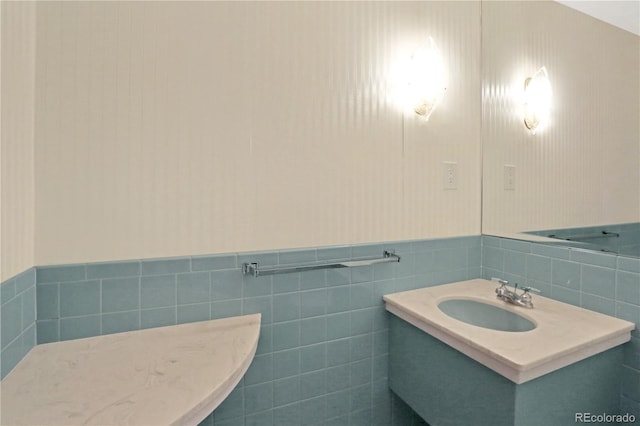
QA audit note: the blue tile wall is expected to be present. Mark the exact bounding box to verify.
[16,234,636,423]
[33,236,481,425]
[525,222,640,257]
[482,236,640,417]
[1,268,37,379]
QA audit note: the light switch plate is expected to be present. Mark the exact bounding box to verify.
[443,162,458,190]
[504,165,516,190]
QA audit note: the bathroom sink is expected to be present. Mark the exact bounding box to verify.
[385,280,635,426]
[384,279,634,383]
[438,298,536,332]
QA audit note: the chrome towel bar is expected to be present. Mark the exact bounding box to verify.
[242,250,400,278]
[548,231,620,241]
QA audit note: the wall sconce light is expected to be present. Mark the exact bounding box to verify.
[405,37,447,121]
[523,67,552,133]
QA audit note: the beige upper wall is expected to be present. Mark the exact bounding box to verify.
[482,1,640,235]
[1,1,36,281]
[9,1,634,272]
[33,1,482,266]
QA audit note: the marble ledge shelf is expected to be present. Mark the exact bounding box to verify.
[0,313,261,426]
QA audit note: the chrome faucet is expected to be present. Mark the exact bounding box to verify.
[493,279,540,308]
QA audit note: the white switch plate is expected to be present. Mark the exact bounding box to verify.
[443,162,458,190]
[504,165,516,190]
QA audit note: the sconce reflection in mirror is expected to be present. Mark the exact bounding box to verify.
[523,67,552,134]
[405,37,447,121]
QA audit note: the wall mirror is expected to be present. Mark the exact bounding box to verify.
[480,1,640,259]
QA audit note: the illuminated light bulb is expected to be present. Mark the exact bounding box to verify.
[523,67,552,134]
[406,37,447,121]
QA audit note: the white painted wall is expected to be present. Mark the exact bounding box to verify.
[33,1,482,266]
[1,2,36,281]
[3,1,637,277]
[555,1,640,36]
[482,1,640,235]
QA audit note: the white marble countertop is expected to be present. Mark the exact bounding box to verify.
[384,279,634,383]
[0,314,261,425]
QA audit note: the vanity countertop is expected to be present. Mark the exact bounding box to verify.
[384,279,634,383]
[0,313,261,425]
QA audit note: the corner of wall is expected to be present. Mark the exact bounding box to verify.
[0,267,37,379]
[0,0,37,282]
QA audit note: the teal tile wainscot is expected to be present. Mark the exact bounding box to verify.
[33,236,480,426]
[482,235,640,417]
[0,268,37,379]
[4,234,637,424]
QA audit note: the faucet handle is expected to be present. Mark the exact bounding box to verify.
[520,286,540,306]
[492,278,508,297]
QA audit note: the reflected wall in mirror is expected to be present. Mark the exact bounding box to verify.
[481,1,640,257]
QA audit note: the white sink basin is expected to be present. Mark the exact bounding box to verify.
[384,279,634,383]
[438,298,536,332]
